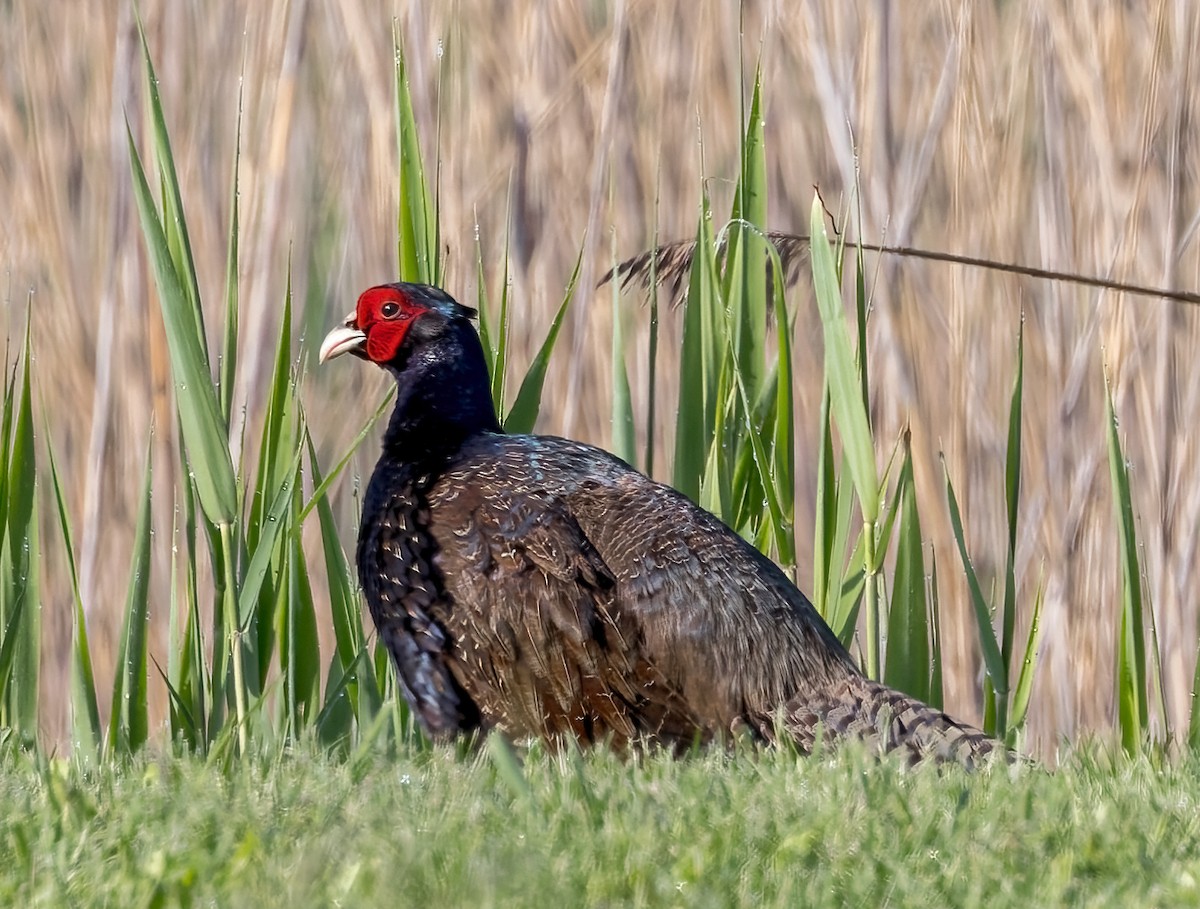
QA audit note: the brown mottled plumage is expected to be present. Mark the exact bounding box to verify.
[321,281,1001,767]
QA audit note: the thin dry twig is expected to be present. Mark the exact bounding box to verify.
[603,230,1200,308]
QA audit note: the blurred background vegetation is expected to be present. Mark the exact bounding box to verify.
[2,0,1199,761]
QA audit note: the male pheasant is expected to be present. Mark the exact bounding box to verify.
[320,281,999,766]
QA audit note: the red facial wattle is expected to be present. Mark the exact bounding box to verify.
[355,286,423,365]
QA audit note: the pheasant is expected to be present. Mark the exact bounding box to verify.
[320,281,1000,766]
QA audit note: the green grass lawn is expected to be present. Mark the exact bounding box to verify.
[1,740,1196,908]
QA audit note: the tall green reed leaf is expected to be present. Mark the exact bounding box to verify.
[108,446,153,756]
[809,196,881,676]
[770,259,796,559]
[173,480,210,750]
[992,318,1027,736]
[245,279,296,689]
[128,132,237,526]
[943,458,1008,734]
[1009,570,1045,736]
[1105,375,1148,755]
[1190,620,1200,748]
[610,239,636,464]
[134,17,205,352]
[0,317,39,737]
[724,69,767,399]
[307,431,381,729]
[643,190,661,477]
[281,524,320,737]
[928,553,944,710]
[884,434,932,703]
[812,389,865,644]
[219,77,244,424]
[808,200,877,521]
[672,194,721,501]
[394,27,439,285]
[45,430,101,759]
[299,390,394,523]
[475,233,512,415]
[503,251,582,434]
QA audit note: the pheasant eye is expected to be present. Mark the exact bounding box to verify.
[380,301,400,319]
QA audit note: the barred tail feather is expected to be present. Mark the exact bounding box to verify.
[785,677,1004,768]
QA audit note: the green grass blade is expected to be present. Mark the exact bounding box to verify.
[724,67,768,399]
[128,127,237,526]
[299,388,394,524]
[874,461,903,569]
[247,277,294,556]
[732,361,790,566]
[45,428,101,758]
[829,490,866,647]
[811,197,879,675]
[728,372,772,537]
[477,230,512,417]
[234,430,303,736]
[814,383,865,646]
[494,268,511,418]
[673,195,722,500]
[643,200,661,477]
[134,18,206,360]
[1002,319,1025,681]
[770,258,795,547]
[475,240,495,379]
[1105,375,1147,755]
[475,253,493,373]
[699,363,735,523]
[884,436,931,703]
[610,242,635,465]
[808,196,878,522]
[478,191,515,415]
[0,362,16,571]
[164,519,195,746]
[394,26,437,284]
[4,317,38,735]
[306,431,380,723]
[156,654,200,750]
[237,448,301,638]
[1190,626,1200,748]
[853,233,870,423]
[1145,582,1170,743]
[281,526,320,737]
[176,465,212,749]
[107,444,154,755]
[219,76,244,424]
[942,456,1008,733]
[0,591,27,725]
[1009,568,1046,735]
[810,196,883,675]
[487,733,532,801]
[813,388,837,614]
[928,551,944,709]
[503,250,582,435]
[316,658,354,751]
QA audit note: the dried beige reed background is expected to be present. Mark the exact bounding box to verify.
[2,0,1199,757]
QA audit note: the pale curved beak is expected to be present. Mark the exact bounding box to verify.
[319,311,366,363]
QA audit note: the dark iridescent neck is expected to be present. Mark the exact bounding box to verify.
[381,324,502,463]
